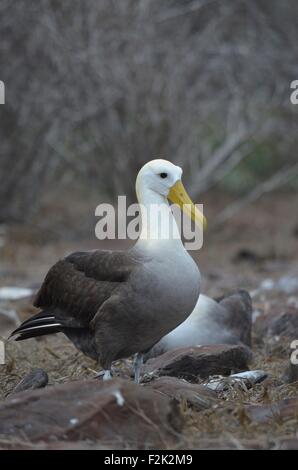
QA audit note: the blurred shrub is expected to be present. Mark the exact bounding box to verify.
[0,0,298,222]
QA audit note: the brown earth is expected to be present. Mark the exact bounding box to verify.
[0,191,298,449]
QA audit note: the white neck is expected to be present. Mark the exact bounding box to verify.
[136,186,183,249]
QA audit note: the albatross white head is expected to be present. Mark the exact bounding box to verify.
[136,159,206,244]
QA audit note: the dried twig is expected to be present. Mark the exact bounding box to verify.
[213,162,298,226]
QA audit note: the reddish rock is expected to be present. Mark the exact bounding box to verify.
[184,437,298,450]
[0,440,97,450]
[276,438,298,450]
[0,378,183,449]
[246,397,298,424]
[283,362,298,384]
[144,376,218,410]
[142,344,251,382]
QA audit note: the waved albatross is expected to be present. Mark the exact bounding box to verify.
[10,160,206,382]
[145,290,252,360]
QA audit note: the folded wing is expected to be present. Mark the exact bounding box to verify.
[10,250,139,341]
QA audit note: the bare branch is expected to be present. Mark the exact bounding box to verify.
[213,163,298,227]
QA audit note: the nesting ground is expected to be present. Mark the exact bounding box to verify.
[1,192,298,449]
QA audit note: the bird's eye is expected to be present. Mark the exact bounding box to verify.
[160,173,168,179]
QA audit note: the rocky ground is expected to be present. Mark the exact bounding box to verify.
[0,192,298,449]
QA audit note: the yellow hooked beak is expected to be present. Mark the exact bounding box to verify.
[167,180,207,230]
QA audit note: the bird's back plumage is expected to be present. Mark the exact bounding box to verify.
[11,246,200,368]
[10,250,139,357]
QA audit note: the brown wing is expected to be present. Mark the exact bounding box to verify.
[34,250,139,328]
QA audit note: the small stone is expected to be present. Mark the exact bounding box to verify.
[12,368,49,394]
[283,361,298,384]
[246,396,298,424]
[144,376,218,410]
[204,370,268,392]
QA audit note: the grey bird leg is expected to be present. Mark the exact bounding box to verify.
[133,352,143,384]
[103,370,112,381]
[95,369,113,380]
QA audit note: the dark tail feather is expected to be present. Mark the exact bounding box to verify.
[9,309,63,341]
[18,310,56,327]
